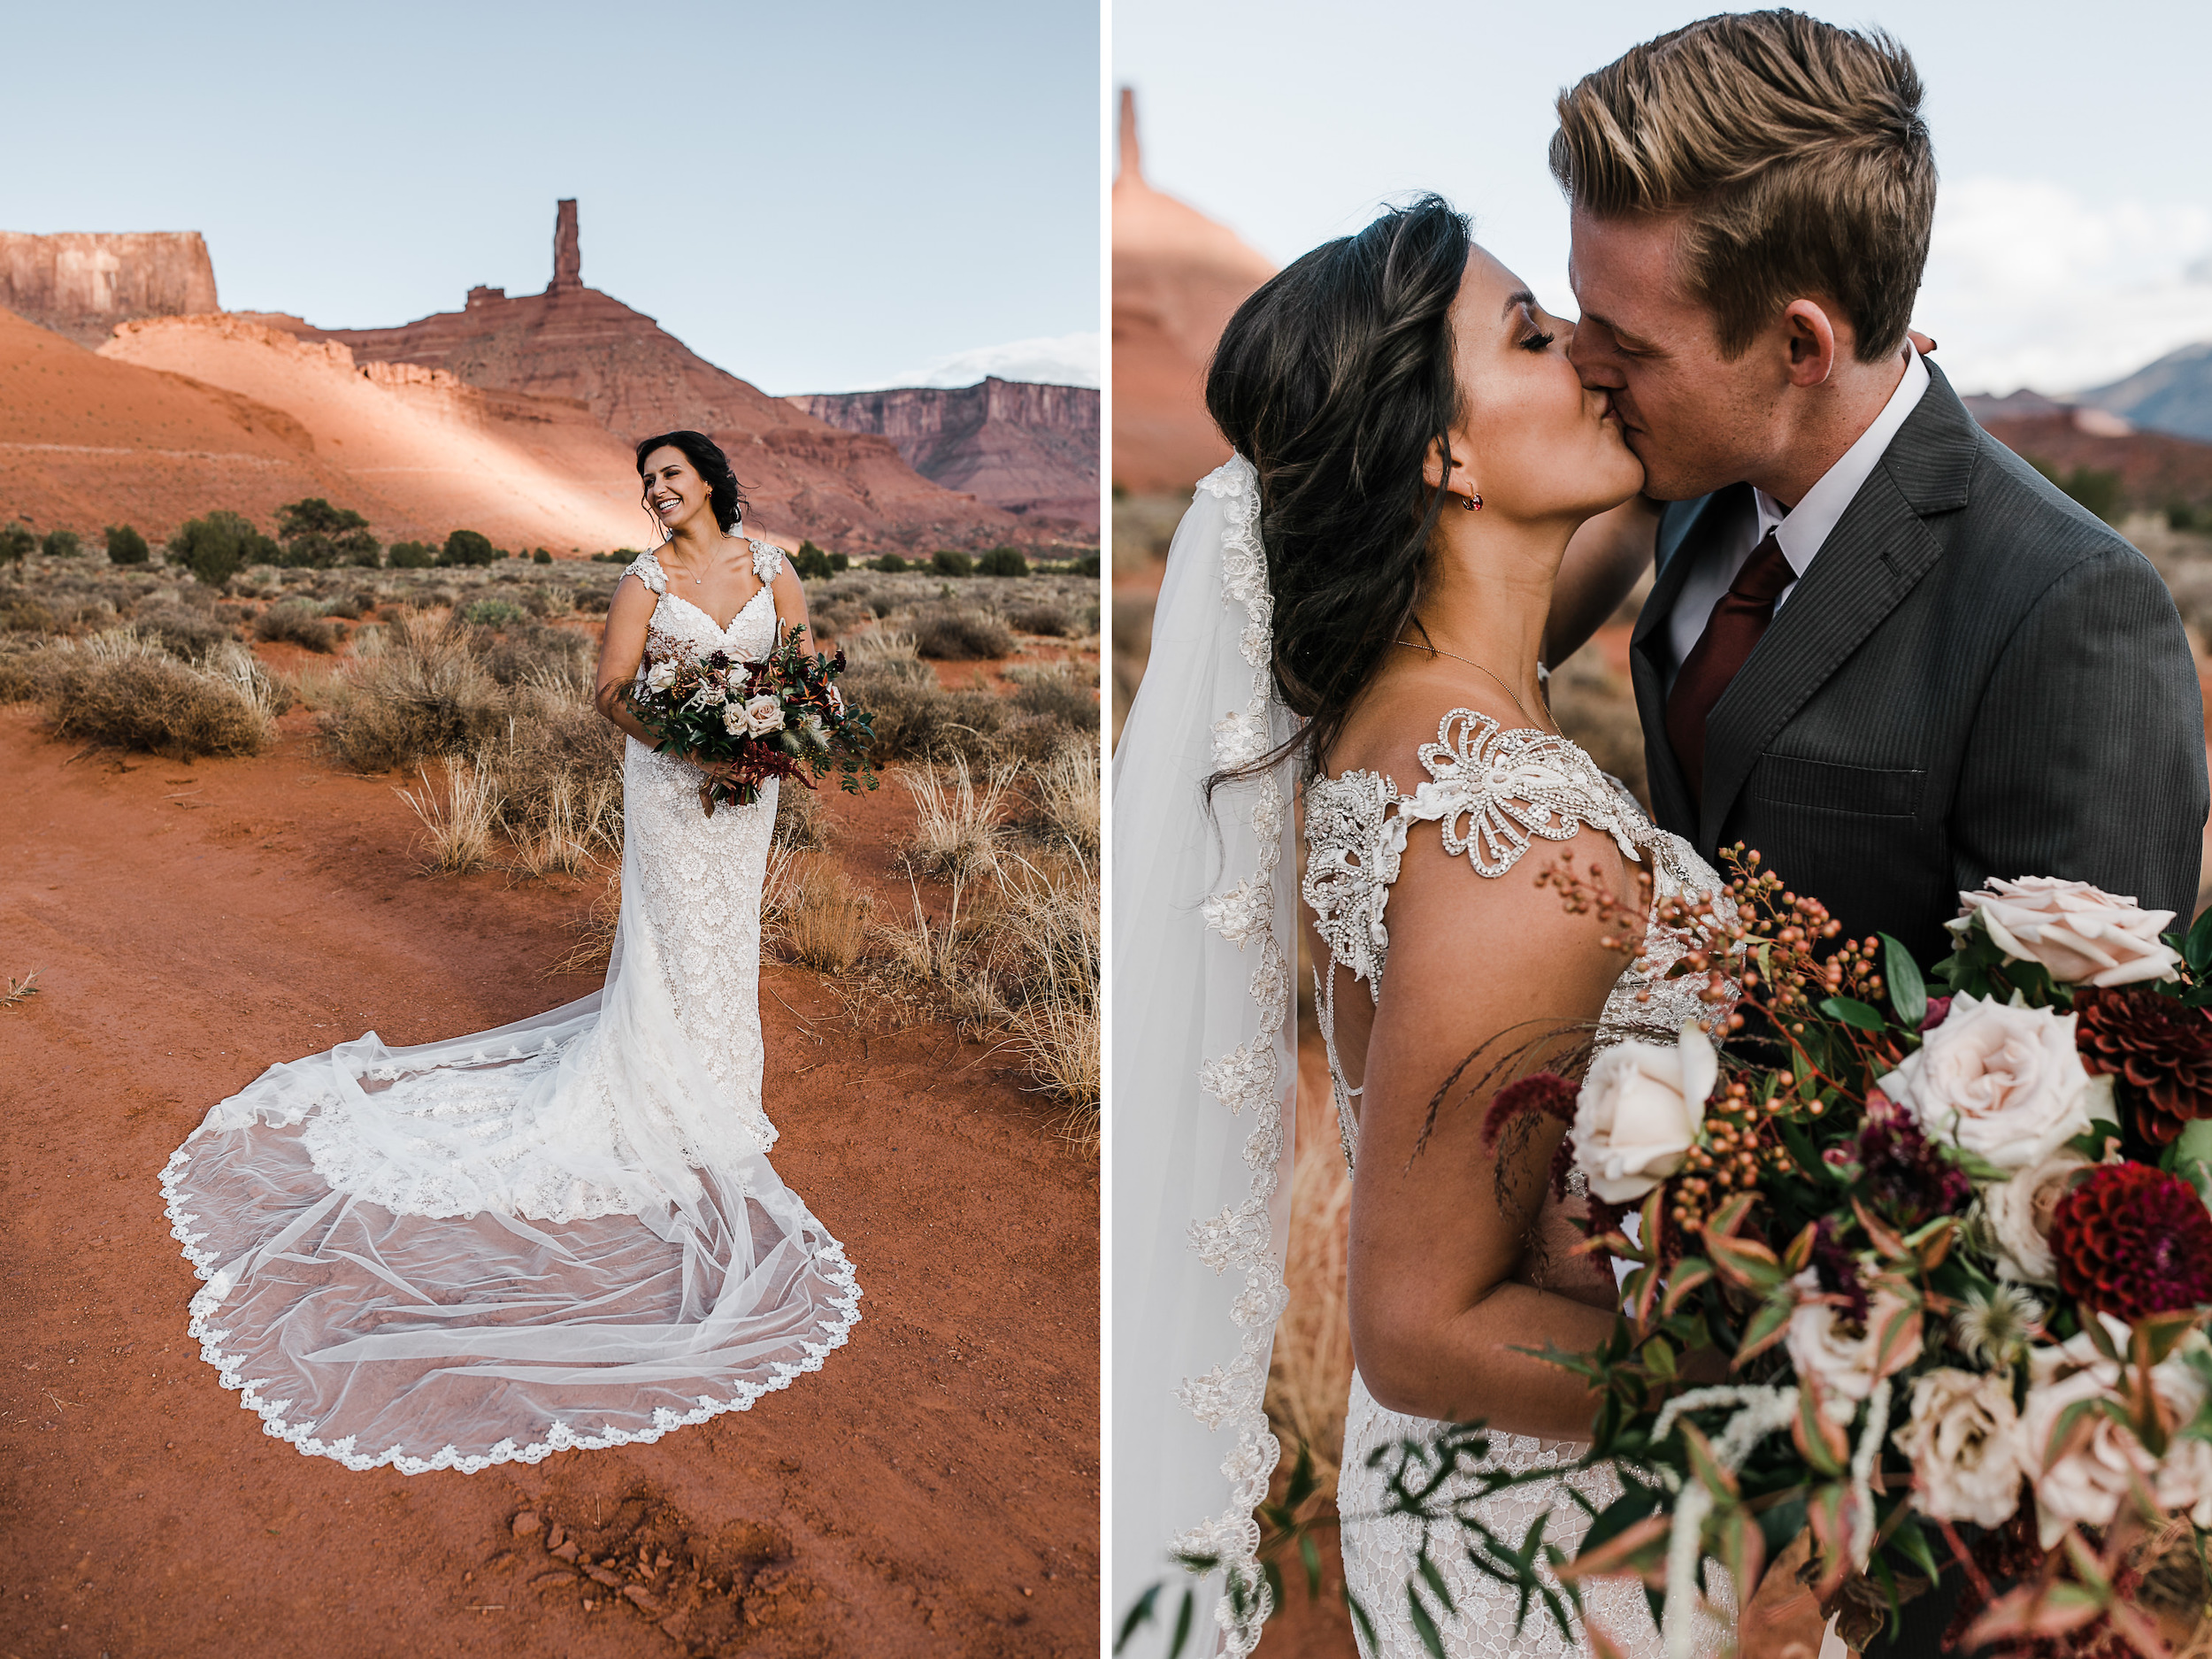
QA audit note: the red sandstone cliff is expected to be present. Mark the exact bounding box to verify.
[0,232,220,349]
[1112,90,1276,495]
[280,203,1047,554]
[787,378,1098,533]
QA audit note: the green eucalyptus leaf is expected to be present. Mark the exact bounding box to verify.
[1819,995,1887,1033]
[1880,933,1927,1029]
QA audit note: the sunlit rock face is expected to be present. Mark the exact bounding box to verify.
[0,231,220,347]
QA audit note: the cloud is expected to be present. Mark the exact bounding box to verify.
[1917,178,2212,395]
[822,332,1101,394]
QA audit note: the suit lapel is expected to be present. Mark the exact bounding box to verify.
[1631,487,1741,837]
[1695,368,1980,848]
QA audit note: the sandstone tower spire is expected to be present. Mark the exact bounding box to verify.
[550,199,580,293]
[1118,88,1141,183]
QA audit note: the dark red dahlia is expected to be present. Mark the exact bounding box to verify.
[2074,987,2212,1145]
[1809,1216,1870,1327]
[2048,1162,2212,1320]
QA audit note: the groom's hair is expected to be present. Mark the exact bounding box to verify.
[1551,10,1933,363]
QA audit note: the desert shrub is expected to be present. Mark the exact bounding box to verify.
[872,553,909,573]
[42,530,81,559]
[461,597,527,627]
[994,854,1101,1137]
[573,587,605,611]
[321,593,365,620]
[841,660,1006,764]
[1007,601,1070,637]
[794,541,834,580]
[440,529,498,567]
[3,597,57,634]
[473,621,592,689]
[2170,502,2202,533]
[33,629,281,757]
[2027,456,2124,524]
[931,549,974,578]
[171,511,279,586]
[396,753,502,874]
[912,606,1012,660]
[978,546,1028,578]
[255,601,340,652]
[1,523,38,565]
[277,498,380,568]
[134,603,234,662]
[533,547,553,565]
[1010,662,1098,732]
[105,525,150,565]
[829,550,849,572]
[772,779,833,849]
[1069,552,1100,578]
[768,849,872,973]
[388,540,438,569]
[319,615,511,770]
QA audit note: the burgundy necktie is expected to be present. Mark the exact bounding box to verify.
[1665,529,1794,804]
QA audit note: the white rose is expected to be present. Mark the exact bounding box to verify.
[1950,877,2181,987]
[1784,1271,1921,1423]
[1892,1368,2027,1528]
[1571,1020,1715,1205]
[743,694,786,736]
[1984,1150,2090,1286]
[2020,1367,2154,1548]
[720,703,747,736]
[645,661,677,692]
[2150,1353,2212,1524]
[1877,993,2096,1171]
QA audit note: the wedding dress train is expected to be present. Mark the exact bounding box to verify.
[160,540,861,1474]
[1305,710,1732,1659]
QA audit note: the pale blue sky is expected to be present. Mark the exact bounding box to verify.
[1116,0,2212,396]
[3,0,1100,394]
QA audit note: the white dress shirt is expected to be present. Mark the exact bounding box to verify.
[1665,344,1931,681]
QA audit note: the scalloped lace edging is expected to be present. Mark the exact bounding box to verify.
[159,1143,864,1477]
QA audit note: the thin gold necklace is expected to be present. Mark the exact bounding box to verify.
[1391,638,1549,731]
[660,531,735,587]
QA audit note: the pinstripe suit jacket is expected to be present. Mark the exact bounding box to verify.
[1634,365,2208,964]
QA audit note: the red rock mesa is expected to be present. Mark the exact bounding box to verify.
[1111,89,1275,495]
[285,203,1048,554]
[789,378,1100,534]
[0,231,219,348]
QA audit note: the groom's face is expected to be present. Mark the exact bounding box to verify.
[1566,209,1786,503]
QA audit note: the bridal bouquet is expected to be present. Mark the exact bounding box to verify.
[626,623,878,814]
[1423,860,2212,1659]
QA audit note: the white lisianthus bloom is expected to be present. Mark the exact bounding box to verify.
[720,703,747,736]
[1892,1368,2027,1528]
[1571,1019,1715,1204]
[1951,877,2182,987]
[1984,1150,2091,1285]
[1877,993,2097,1171]
[743,694,786,736]
[696,685,727,707]
[1784,1271,1920,1424]
[2020,1367,2154,1548]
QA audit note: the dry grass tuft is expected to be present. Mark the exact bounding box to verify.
[21,629,282,757]
[3,968,40,1010]
[911,606,1013,661]
[841,628,918,665]
[1029,738,1100,855]
[772,780,833,850]
[1265,1054,1356,1494]
[902,756,1015,879]
[769,849,873,973]
[396,753,503,874]
[255,602,341,653]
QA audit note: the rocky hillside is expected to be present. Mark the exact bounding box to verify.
[0,232,219,348]
[2080,342,2212,443]
[787,378,1098,533]
[1110,90,1274,495]
[277,202,1050,555]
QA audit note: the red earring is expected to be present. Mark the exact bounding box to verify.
[1463,492,1482,511]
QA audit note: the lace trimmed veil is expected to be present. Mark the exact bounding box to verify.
[1111,456,1300,1655]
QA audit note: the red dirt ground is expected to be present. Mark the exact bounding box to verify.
[0,705,1099,1658]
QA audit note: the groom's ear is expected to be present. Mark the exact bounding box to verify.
[1779,298,1841,388]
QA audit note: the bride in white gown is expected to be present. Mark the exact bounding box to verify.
[161,430,860,1474]
[1112,197,1732,1659]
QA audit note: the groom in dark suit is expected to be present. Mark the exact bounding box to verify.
[1548,11,2207,1657]
[1553,11,2205,972]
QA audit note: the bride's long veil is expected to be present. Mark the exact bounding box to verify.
[1112,456,1300,1656]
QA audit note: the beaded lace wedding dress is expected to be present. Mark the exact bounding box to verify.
[161,537,861,1474]
[1304,710,1730,1659]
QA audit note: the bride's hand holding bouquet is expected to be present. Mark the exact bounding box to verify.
[626,623,879,816]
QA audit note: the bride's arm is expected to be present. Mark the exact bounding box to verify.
[1347,820,1634,1436]
[769,559,815,656]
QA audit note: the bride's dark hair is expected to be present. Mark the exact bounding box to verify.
[634,429,750,534]
[1205,193,1471,783]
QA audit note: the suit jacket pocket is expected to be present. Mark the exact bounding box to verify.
[1749,755,1924,819]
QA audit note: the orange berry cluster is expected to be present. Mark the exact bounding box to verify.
[1667,1071,1805,1234]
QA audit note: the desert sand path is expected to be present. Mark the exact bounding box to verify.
[0,706,1098,1658]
